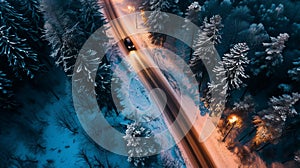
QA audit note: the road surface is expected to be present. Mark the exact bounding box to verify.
[102,0,217,167]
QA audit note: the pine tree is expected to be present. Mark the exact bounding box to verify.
[183,1,202,60]
[123,122,158,167]
[256,3,289,35]
[43,0,84,74]
[263,33,289,66]
[207,80,227,116]
[146,9,169,45]
[0,0,28,33]
[79,0,106,36]
[214,43,250,90]
[251,116,273,148]
[0,0,41,79]
[251,33,289,76]
[202,15,223,44]
[143,0,182,45]
[183,1,202,29]
[239,23,270,48]
[232,95,255,116]
[95,57,115,112]
[190,15,223,67]
[252,93,300,148]
[267,93,300,122]
[43,0,107,75]
[0,26,40,79]
[7,0,45,44]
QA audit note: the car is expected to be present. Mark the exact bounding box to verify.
[123,37,136,51]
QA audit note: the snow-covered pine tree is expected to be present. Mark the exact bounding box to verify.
[0,0,29,33]
[7,0,45,45]
[143,0,182,45]
[43,0,85,74]
[251,115,273,148]
[95,55,116,113]
[182,1,202,60]
[206,80,227,116]
[288,57,300,82]
[257,3,289,35]
[79,0,106,36]
[214,43,250,90]
[190,15,224,116]
[238,23,270,48]
[232,95,255,116]
[251,33,289,76]
[44,0,115,114]
[0,26,40,79]
[221,6,253,51]
[190,15,223,67]
[263,33,289,66]
[0,0,41,79]
[202,15,223,45]
[267,93,300,122]
[183,1,202,30]
[123,122,158,167]
[252,93,300,148]
[43,0,107,75]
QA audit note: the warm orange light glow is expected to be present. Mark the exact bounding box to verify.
[228,115,238,124]
[127,5,135,13]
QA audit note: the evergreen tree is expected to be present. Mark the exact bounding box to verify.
[0,26,40,79]
[190,15,223,67]
[95,56,115,112]
[43,0,107,75]
[232,95,255,116]
[238,23,270,48]
[256,3,289,35]
[263,33,289,66]
[183,1,202,29]
[7,0,45,45]
[79,0,107,36]
[252,93,300,148]
[221,6,253,53]
[43,0,85,75]
[251,33,289,76]
[143,0,182,45]
[0,0,28,33]
[214,43,250,90]
[190,15,224,115]
[44,0,115,113]
[182,1,203,61]
[123,122,159,167]
[0,0,41,79]
[207,80,227,116]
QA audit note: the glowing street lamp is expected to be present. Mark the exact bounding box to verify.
[222,115,239,142]
[228,115,238,124]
